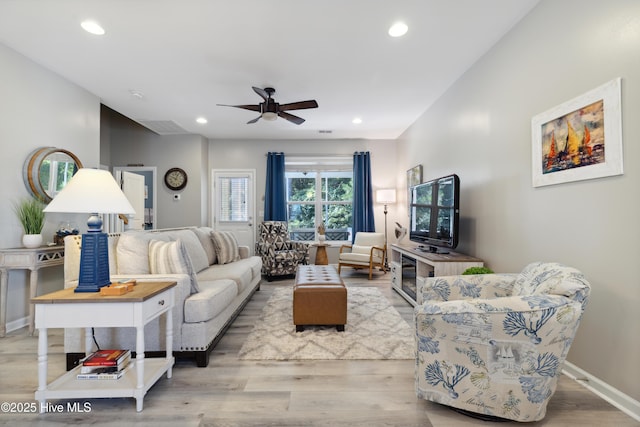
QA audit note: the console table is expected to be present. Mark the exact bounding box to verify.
[0,245,65,337]
[31,281,176,412]
[389,243,483,306]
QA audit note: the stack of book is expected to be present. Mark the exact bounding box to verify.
[77,349,131,380]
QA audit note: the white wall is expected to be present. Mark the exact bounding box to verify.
[0,44,100,330]
[397,0,640,402]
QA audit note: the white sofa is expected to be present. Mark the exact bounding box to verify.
[63,227,262,368]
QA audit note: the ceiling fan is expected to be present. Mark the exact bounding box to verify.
[218,86,318,125]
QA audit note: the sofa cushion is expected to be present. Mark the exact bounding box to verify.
[193,227,217,265]
[148,239,200,294]
[196,256,261,293]
[116,230,171,274]
[164,229,209,273]
[184,279,238,323]
[211,231,240,264]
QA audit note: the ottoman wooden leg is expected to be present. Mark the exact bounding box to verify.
[296,325,305,332]
[336,325,345,332]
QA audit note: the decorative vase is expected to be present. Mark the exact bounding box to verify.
[22,234,43,248]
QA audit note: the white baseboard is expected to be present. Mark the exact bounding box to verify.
[6,316,29,334]
[563,361,640,422]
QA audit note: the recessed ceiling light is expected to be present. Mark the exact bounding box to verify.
[352,117,363,124]
[196,117,208,124]
[388,21,408,37]
[81,20,105,35]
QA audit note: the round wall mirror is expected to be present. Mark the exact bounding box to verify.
[23,147,83,203]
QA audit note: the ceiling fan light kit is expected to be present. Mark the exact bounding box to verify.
[218,86,318,125]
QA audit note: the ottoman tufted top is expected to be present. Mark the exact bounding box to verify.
[295,265,343,286]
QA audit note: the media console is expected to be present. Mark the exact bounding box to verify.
[389,243,483,306]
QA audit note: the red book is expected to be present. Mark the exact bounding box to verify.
[82,349,130,366]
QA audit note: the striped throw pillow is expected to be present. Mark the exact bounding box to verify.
[210,231,240,265]
[149,239,200,294]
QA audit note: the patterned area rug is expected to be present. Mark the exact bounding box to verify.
[238,287,414,360]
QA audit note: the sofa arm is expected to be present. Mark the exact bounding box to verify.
[417,273,518,304]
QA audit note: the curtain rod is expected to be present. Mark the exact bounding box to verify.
[265,153,353,157]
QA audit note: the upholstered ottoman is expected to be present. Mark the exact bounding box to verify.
[293,265,347,332]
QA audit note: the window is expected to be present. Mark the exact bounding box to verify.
[218,176,249,222]
[285,164,353,242]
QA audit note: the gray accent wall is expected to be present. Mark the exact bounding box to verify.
[396,0,640,401]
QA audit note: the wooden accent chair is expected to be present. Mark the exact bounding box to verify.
[337,232,386,280]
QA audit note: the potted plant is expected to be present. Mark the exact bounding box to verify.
[462,266,494,275]
[13,197,46,248]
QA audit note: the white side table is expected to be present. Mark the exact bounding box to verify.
[32,281,176,412]
[0,245,64,337]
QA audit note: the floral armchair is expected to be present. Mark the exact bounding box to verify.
[414,262,590,422]
[255,221,309,281]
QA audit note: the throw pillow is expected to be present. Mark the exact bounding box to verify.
[192,227,217,265]
[148,239,200,294]
[165,229,209,273]
[210,231,240,265]
[116,230,170,274]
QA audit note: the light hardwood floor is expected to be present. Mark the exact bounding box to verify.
[0,270,636,426]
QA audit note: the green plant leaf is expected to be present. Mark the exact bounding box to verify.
[13,197,46,234]
[462,266,494,275]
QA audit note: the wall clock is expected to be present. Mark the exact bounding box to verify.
[164,167,188,191]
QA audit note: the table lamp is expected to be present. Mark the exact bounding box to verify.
[43,168,135,292]
[376,188,396,271]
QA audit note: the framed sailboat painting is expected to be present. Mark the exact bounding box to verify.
[531,78,623,187]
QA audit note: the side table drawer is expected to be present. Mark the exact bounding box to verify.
[142,289,174,322]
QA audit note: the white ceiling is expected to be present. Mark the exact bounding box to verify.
[0,0,539,140]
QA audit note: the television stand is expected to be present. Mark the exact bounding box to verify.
[417,245,449,254]
[389,243,483,306]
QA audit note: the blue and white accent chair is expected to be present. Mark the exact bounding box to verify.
[414,262,590,422]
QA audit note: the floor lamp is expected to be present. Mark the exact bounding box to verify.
[376,188,396,271]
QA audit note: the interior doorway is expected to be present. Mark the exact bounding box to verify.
[113,166,157,229]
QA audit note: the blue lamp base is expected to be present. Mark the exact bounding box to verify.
[75,215,111,293]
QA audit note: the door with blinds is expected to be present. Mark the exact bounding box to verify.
[212,169,255,255]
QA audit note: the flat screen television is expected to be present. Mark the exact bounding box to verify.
[409,173,460,254]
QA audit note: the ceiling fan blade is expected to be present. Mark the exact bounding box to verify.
[278,111,305,125]
[247,116,261,124]
[279,100,318,111]
[252,86,269,101]
[217,103,261,112]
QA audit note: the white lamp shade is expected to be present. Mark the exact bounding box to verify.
[43,168,135,215]
[376,188,397,204]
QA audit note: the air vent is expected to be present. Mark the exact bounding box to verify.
[138,120,188,135]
